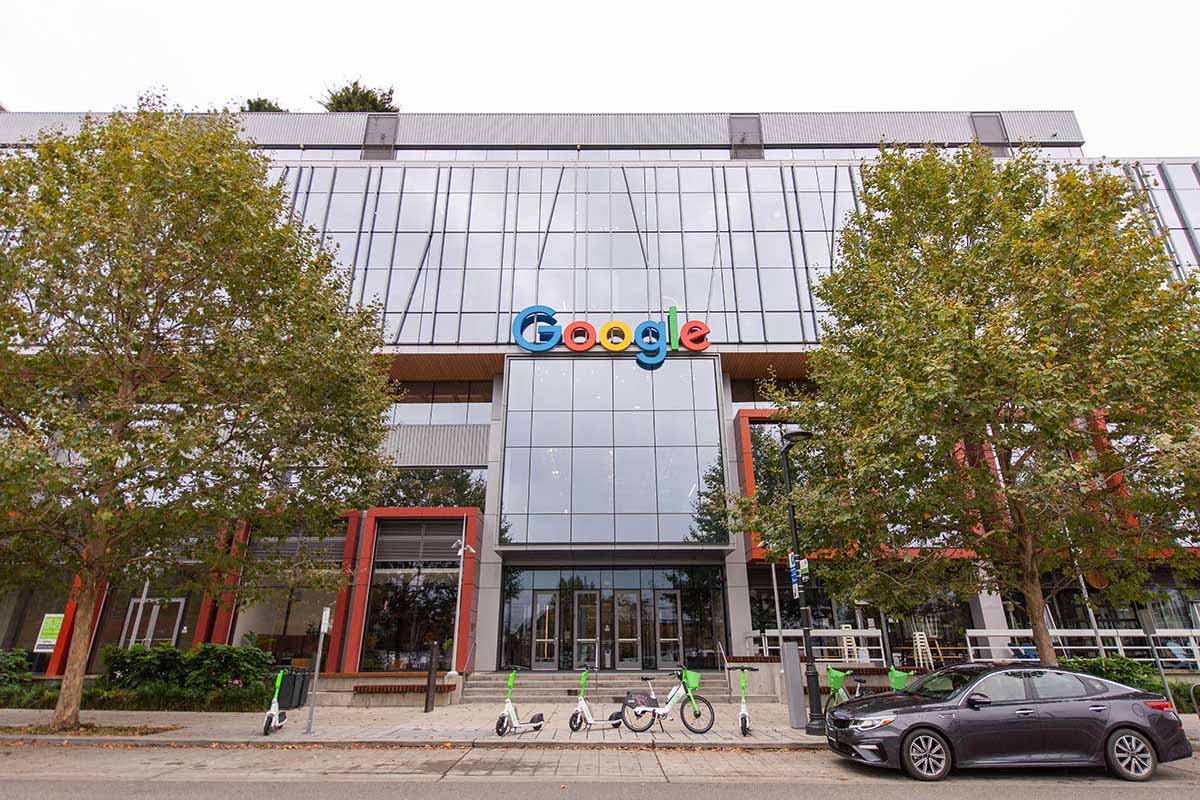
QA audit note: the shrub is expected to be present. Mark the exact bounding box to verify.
[0,649,33,687]
[100,644,186,689]
[183,644,272,693]
[204,683,271,712]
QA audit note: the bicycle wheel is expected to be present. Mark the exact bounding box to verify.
[679,694,715,734]
[822,689,846,717]
[621,703,656,733]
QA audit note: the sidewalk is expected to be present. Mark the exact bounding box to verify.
[0,701,827,749]
[2,701,1197,750]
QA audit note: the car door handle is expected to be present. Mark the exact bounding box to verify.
[1088,705,1107,712]
[1013,708,1036,716]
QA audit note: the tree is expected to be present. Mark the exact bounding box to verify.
[0,98,392,728]
[741,145,1200,665]
[320,81,397,113]
[241,97,286,112]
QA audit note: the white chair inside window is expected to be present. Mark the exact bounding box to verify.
[912,630,934,670]
[839,623,859,663]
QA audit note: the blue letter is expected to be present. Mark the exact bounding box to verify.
[633,320,667,369]
[512,305,562,352]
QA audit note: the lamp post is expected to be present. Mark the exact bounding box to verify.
[445,537,476,680]
[782,429,825,735]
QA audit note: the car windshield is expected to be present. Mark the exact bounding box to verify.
[900,666,991,700]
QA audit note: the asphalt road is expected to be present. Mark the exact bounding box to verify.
[0,744,1195,800]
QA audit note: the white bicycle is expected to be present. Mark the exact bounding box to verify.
[621,668,715,734]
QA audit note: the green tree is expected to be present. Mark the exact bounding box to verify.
[241,97,286,112]
[741,145,1200,665]
[320,81,397,113]
[0,98,392,728]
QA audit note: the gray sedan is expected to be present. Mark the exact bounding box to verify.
[825,662,1192,781]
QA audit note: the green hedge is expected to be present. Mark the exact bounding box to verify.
[0,649,33,687]
[1062,655,1196,714]
[0,681,270,712]
[100,644,271,692]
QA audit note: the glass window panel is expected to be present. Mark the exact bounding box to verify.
[537,271,572,310]
[377,169,404,192]
[748,168,783,192]
[739,312,765,342]
[466,233,503,269]
[531,411,572,446]
[468,194,504,231]
[393,233,428,268]
[803,231,832,268]
[472,168,507,192]
[431,401,468,424]
[657,233,683,268]
[325,194,364,231]
[440,234,466,268]
[507,360,534,410]
[399,194,436,231]
[759,269,800,310]
[694,411,720,446]
[573,515,615,543]
[659,269,685,310]
[656,194,681,231]
[678,168,713,193]
[612,233,644,268]
[572,411,614,447]
[506,411,532,446]
[613,360,653,410]
[404,168,438,192]
[1164,163,1200,190]
[651,359,693,410]
[372,194,401,231]
[366,233,394,267]
[691,361,718,409]
[751,193,787,230]
[797,193,825,230]
[333,167,369,192]
[654,410,697,446]
[611,197,636,232]
[681,194,716,230]
[527,514,569,543]
[655,447,699,513]
[572,360,612,410]
[658,514,694,543]
[528,448,571,513]
[615,514,658,543]
[461,270,500,311]
[541,233,575,268]
[734,269,762,310]
[612,270,648,310]
[532,360,572,410]
[727,193,752,230]
[501,447,531,513]
[614,448,657,513]
[613,411,654,446]
[572,448,614,513]
[683,233,718,268]
[765,311,804,340]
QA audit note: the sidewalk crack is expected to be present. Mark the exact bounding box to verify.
[653,745,670,783]
[435,745,472,781]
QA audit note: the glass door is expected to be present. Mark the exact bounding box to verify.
[574,590,599,669]
[615,590,641,670]
[120,597,186,649]
[532,591,559,670]
[655,590,682,668]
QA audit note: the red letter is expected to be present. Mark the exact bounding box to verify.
[562,320,597,352]
[679,320,710,351]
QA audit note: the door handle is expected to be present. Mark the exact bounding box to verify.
[1013,708,1036,716]
[1088,705,1107,712]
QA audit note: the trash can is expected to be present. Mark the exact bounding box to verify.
[276,668,311,710]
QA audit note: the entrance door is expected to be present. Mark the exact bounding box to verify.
[120,597,186,649]
[574,591,599,669]
[655,590,682,668]
[532,591,559,670]
[615,590,641,670]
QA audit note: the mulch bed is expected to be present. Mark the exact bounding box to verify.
[0,723,181,736]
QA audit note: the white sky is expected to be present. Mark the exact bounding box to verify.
[3,0,1196,157]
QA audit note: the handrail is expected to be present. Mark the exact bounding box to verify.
[966,627,1200,670]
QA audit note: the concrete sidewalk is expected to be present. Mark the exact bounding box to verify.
[0,701,827,749]
[2,702,1197,750]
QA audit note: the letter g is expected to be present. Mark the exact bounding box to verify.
[512,305,562,352]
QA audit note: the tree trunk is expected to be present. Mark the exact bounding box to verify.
[51,582,100,730]
[1020,572,1058,667]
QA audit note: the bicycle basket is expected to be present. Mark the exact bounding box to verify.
[887,667,913,691]
[826,667,849,694]
[682,669,701,691]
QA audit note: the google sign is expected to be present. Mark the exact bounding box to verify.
[512,305,710,369]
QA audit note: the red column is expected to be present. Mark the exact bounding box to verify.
[325,510,362,673]
[339,508,380,673]
[735,408,777,563]
[455,509,481,674]
[209,522,251,645]
[46,578,107,677]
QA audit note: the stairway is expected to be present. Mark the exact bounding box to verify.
[460,670,771,704]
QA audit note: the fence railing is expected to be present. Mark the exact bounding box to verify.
[966,628,1200,670]
[748,628,886,664]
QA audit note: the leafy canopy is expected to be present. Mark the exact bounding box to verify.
[743,145,1200,660]
[241,97,286,112]
[320,81,397,113]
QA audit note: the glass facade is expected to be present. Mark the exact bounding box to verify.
[500,355,725,546]
[500,566,727,671]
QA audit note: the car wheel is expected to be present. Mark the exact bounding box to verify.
[1107,729,1156,781]
[901,730,951,781]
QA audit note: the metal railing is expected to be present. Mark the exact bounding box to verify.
[966,628,1200,670]
[747,628,886,664]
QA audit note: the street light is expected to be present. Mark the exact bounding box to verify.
[445,538,476,680]
[781,429,825,736]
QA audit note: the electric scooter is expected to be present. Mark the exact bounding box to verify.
[568,667,623,732]
[262,669,287,736]
[727,665,759,736]
[495,665,546,736]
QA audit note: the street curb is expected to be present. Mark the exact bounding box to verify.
[0,734,828,751]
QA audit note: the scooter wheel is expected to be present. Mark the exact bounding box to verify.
[263,714,273,736]
[568,710,583,732]
[495,714,511,736]
[740,716,750,737]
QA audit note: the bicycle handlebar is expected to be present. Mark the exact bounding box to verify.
[726,666,759,672]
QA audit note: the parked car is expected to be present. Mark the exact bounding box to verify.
[825,662,1192,781]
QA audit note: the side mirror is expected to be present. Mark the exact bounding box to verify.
[966,693,992,709]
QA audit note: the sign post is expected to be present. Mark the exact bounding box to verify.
[788,551,800,600]
[305,606,331,735]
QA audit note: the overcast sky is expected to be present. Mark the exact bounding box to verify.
[3,0,1195,157]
